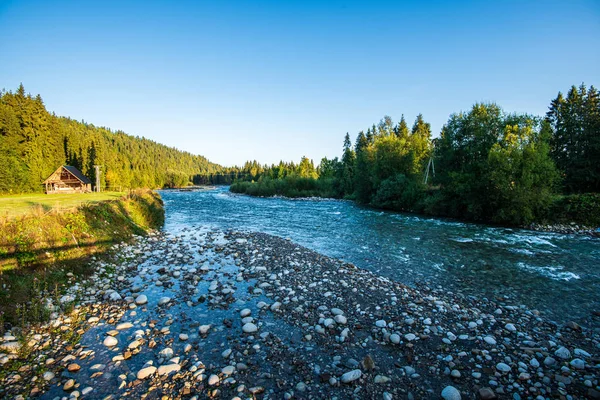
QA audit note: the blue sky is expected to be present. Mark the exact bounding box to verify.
[1,0,599,166]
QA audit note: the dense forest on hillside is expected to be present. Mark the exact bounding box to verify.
[0,85,229,193]
[231,84,600,227]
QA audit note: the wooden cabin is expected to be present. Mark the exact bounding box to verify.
[43,166,92,194]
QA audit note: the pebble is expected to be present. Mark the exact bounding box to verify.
[496,363,511,373]
[240,308,251,317]
[103,336,118,347]
[483,336,497,345]
[157,364,181,376]
[441,385,461,400]
[137,366,157,380]
[135,294,148,305]
[208,374,220,386]
[554,346,571,359]
[158,296,171,305]
[341,369,362,383]
[242,322,258,333]
[43,371,55,381]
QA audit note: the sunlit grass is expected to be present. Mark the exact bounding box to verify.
[0,192,125,219]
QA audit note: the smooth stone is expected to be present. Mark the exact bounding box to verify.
[341,369,362,383]
[208,374,220,385]
[116,322,133,330]
[554,347,571,359]
[404,333,416,341]
[67,363,81,372]
[441,385,461,400]
[240,309,251,317]
[496,363,511,373]
[483,336,497,345]
[135,294,148,305]
[242,323,258,333]
[63,379,75,391]
[158,297,171,305]
[478,387,497,400]
[157,364,181,376]
[375,320,387,328]
[103,336,118,347]
[390,334,400,344]
[179,334,189,341]
[137,366,157,380]
[570,358,585,369]
[43,371,55,381]
[222,365,235,375]
[199,325,211,334]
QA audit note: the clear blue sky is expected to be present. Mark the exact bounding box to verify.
[1,0,599,167]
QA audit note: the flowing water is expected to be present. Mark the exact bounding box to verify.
[160,187,600,325]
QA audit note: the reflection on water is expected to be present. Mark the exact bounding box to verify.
[160,187,600,324]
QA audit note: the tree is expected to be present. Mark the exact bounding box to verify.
[547,84,600,193]
[339,133,355,196]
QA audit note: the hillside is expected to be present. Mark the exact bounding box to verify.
[0,84,222,193]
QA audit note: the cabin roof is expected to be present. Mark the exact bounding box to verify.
[43,166,92,184]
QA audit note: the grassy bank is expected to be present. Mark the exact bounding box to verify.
[0,189,164,328]
[0,192,125,219]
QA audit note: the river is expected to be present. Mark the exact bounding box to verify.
[160,187,600,326]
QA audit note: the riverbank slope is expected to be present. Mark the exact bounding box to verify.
[0,189,164,328]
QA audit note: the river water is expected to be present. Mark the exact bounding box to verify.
[160,187,600,325]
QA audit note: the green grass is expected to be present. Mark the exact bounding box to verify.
[0,192,125,219]
[0,190,164,329]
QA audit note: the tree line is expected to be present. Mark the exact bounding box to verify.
[231,84,600,226]
[0,84,225,193]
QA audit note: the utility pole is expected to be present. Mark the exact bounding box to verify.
[94,165,101,192]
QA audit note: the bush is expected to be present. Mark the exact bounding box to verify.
[371,174,425,211]
[548,193,600,227]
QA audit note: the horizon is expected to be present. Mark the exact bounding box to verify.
[1,0,599,167]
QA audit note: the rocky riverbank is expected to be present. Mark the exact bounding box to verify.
[528,223,600,237]
[1,227,598,399]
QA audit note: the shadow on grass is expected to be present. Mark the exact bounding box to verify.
[0,242,117,330]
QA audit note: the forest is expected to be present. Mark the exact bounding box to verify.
[231,84,600,226]
[0,84,231,193]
